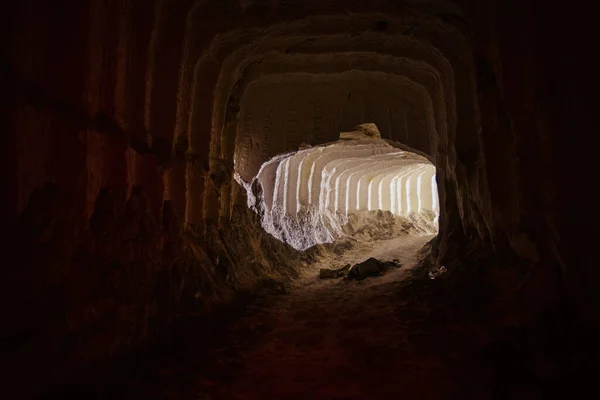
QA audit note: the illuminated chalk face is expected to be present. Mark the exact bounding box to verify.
[237,135,439,250]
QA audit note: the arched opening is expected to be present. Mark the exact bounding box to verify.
[235,123,439,254]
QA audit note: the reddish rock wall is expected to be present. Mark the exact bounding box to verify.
[1,0,598,397]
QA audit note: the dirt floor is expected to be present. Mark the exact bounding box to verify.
[36,213,600,400]
[42,233,505,399]
[209,234,438,399]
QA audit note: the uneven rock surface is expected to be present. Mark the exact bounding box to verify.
[319,264,352,279]
[48,235,473,399]
[243,129,438,250]
[2,0,599,398]
[320,257,401,281]
[346,257,398,280]
[42,234,596,399]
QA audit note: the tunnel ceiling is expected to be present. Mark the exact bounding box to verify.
[158,0,485,244]
[235,71,436,181]
[9,0,492,255]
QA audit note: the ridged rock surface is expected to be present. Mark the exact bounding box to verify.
[2,0,597,397]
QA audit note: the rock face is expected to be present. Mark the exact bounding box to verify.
[2,0,598,397]
[340,123,383,139]
[242,129,438,250]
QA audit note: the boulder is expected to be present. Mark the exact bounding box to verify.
[319,259,402,280]
[347,258,383,280]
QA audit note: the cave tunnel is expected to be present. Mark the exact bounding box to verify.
[1,0,599,399]
[237,123,440,251]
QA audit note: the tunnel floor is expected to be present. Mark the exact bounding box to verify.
[47,232,514,399]
[202,234,449,399]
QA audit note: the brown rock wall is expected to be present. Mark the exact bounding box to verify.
[2,0,598,397]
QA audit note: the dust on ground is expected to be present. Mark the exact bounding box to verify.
[47,232,496,400]
[128,232,489,400]
[207,234,452,400]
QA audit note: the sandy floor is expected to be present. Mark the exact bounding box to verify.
[166,233,486,400]
[210,234,443,399]
[43,222,594,400]
[52,233,494,399]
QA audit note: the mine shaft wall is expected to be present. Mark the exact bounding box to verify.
[1,0,597,397]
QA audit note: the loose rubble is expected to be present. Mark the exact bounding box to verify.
[319,258,402,281]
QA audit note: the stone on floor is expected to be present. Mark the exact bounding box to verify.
[319,258,402,281]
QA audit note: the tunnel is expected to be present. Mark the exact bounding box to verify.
[2,0,599,398]
[238,123,439,250]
